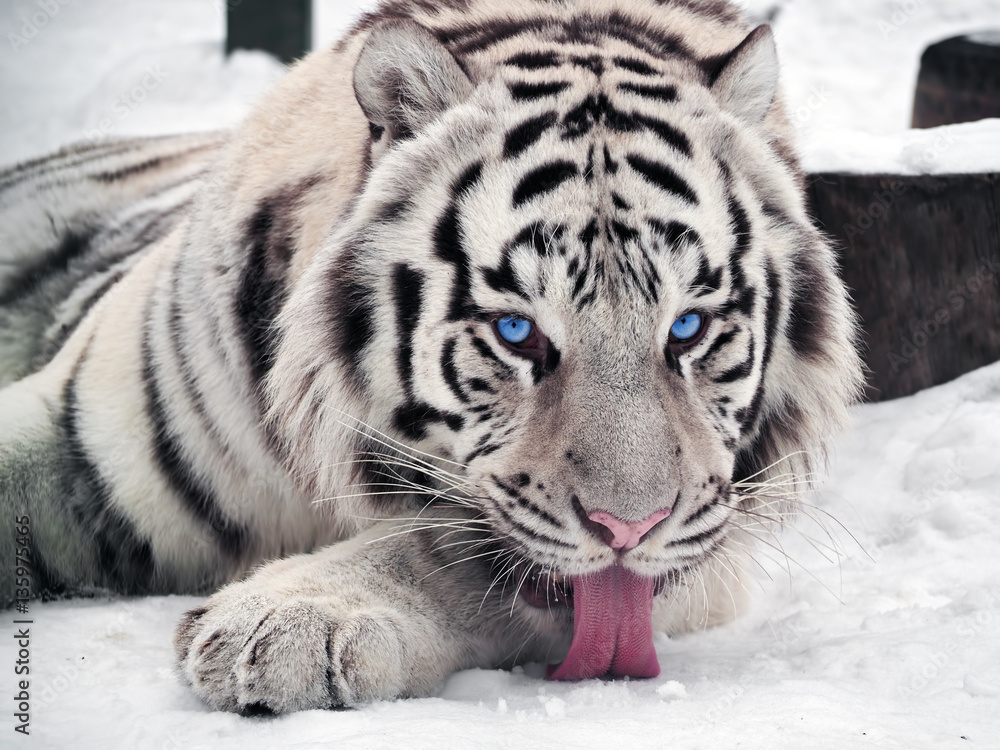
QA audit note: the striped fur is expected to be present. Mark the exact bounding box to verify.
[0,0,862,712]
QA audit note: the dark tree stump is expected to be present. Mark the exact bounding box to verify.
[226,0,312,64]
[912,33,1000,128]
[807,172,1000,402]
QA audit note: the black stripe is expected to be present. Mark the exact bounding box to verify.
[90,155,165,183]
[608,219,639,244]
[715,337,756,384]
[692,255,723,295]
[61,357,155,593]
[786,249,831,362]
[391,263,464,439]
[578,220,598,251]
[513,161,578,207]
[759,261,781,374]
[393,263,425,394]
[626,154,697,204]
[235,179,320,391]
[648,219,701,251]
[631,113,691,156]
[483,248,530,299]
[392,402,465,440]
[450,11,692,59]
[505,51,560,69]
[504,112,558,159]
[683,497,719,527]
[142,313,248,557]
[737,262,782,434]
[434,163,483,322]
[720,285,756,317]
[513,222,554,257]
[561,94,627,140]
[613,57,657,75]
[492,500,575,549]
[465,441,501,462]
[617,81,678,103]
[667,520,726,549]
[0,228,94,306]
[702,328,737,361]
[46,270,124,354]
[39,205,188,349]
[727,192,752,259]
[570,55,604,75]
[491,475,563,528]
[561,11,690,58]
[0,138,151,192]
[603,145,619,174]
[471,335,517,378]
[440,337,469,404]
[467,378,495,394]
[169,265,213,429]
[329,254,378,390]
[531,341,561,384]
[509,81,570,101]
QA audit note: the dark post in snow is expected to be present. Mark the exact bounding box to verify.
[226,0,312,64]
[912,33,1000,128]
[807,173,1000,403]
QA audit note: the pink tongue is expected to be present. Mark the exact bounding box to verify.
[547,565,660,681]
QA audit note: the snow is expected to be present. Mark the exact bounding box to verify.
[2,0,1000,747]
[799,118,1000,175]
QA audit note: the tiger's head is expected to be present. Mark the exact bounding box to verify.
[267,17,862,679]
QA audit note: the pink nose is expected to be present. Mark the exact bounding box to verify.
[588,508,672,550]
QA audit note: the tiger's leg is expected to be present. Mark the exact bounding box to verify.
[174,519,555,713]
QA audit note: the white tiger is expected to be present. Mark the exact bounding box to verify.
[0,0,862,713]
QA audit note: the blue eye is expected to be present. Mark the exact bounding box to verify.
[670,313,703,341]
[496,316,533,345]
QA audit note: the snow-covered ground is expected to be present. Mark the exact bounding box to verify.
[2,1,1000,748]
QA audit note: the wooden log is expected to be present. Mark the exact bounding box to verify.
[912,33,1000,128]
[807,172,1000,402]
[226,0,311,64]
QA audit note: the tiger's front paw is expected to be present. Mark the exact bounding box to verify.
[175,592,409,713]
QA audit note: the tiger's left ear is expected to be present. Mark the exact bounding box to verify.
[353,21,473,147]
[711,25,779,124]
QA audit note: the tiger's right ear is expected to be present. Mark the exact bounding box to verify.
[353,21,473,150]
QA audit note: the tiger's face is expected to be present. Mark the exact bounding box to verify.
[270,20,858,680]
